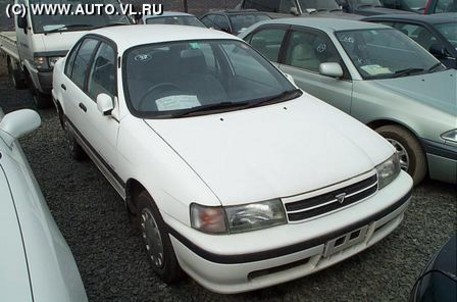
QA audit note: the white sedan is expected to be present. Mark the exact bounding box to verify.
[0,108,87,301]
[52,25,413,294]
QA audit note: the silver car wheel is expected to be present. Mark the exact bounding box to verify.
[141,208,164,269]
[387,138,409,171]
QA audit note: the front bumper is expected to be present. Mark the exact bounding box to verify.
[422,139,457,184]
[166,172,412,294]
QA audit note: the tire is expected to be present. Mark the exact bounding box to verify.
[376,125,427,185]
[63,120,86,161]
[33,91,52,109]
[136,190,183,284]
[6,57,26,89]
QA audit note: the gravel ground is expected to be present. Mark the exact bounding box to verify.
[0,58,456,302]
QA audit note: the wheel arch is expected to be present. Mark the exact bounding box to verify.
[125,178,147,216]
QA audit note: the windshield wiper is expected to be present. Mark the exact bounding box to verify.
[173,101,249,118]
[244,89,302,109]
[44,24,93,34]
[393,68,425,78]
[91,22,130,30]
[428,63,444,73]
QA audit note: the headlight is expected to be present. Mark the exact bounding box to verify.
[376,153,401,190]
[34,56,49,71]
[441,129,457,143]
[190,199,286,234]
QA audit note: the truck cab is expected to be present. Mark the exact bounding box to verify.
[8,0,132,108]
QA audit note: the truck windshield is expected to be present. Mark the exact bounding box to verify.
[29,0,131,34]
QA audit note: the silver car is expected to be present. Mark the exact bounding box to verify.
[0,108,87,301]
[240,18,457,185]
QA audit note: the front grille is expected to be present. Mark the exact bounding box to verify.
[285,174,378,222]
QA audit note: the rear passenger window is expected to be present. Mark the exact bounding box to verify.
[70,39,99,89]
[247,28,286,62]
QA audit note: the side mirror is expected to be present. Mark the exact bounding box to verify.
[0,109,41,146]
[96,93,114,116]
[319,62,343,78]
[290,6,300,15]
[429,44,448,59]
[17,15,27,29]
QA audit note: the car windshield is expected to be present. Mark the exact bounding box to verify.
[145,16,206,28]
[435,22,457,49]
[298,0,340,11]
[228,13,271,34]
[336,28,445,79]
[123,40,299,118]
[30,0,131,34]
[403,0,427,9]
[354,0,383,6]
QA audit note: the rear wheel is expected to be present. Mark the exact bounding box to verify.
[376,125,427,185]
[136,190,183,284]
[63,120,86,160]
[6,57,26,89]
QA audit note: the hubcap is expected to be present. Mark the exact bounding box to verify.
[387,138,409,171]
[141,208,164,269]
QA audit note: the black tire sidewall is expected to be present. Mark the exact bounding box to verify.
[376,125,427,185]
[136,191,182,284]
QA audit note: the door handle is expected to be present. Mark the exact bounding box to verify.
[61,84,66,90]
[78,103,87,112]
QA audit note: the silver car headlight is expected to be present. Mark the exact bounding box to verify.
[48,56,63,68]
[376,153,401,190]
[441,129,457,144]
[34,56,50,71]
[190,199,286,234]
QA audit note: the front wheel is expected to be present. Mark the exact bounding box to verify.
[376,125,427,185]
[136,190,183,284]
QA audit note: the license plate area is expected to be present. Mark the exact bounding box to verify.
[323,225,369,257]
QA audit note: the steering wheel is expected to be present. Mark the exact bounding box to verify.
[138,82,183,110]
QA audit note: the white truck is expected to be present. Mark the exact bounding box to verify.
[0,0,132,108]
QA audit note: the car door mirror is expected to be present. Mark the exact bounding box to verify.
[429,44,448,59]
[319,62,343,78]
[96,93,114,116]
[0,109,41,146]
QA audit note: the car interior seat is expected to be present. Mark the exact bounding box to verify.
[290,43,320,71]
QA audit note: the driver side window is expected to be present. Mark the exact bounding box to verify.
[87,42,116,100]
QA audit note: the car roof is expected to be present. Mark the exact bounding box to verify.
[90,25,238,52]
[209,9,268,15]
[363,13,457,24]
[256,17,390,32]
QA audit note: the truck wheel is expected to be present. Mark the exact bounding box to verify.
[136,190,183,284]
[63,120,86,160]
[376,125,427,185]
[33,92,52,109]
[6,57,26,89]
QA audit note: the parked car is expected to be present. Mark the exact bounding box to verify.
[0,108,87,301]
[236,0,407,16]
[424,0,457,13]
[337,0,417,15]
[200,10,271,35]
[363,13,457,68]
[52,24,413,294]
[240,18,457,185]
[142,12,206,28]
[380,0,428,12]
[409,234,457,301]
[381,0,457,13]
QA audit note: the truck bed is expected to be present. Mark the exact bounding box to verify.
[0,31,19,61]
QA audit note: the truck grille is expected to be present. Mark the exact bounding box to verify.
[285,174,378,222]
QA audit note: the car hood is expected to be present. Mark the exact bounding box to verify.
[372,69,457,115]
[0,164,33,302]
[145,95,393,205]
